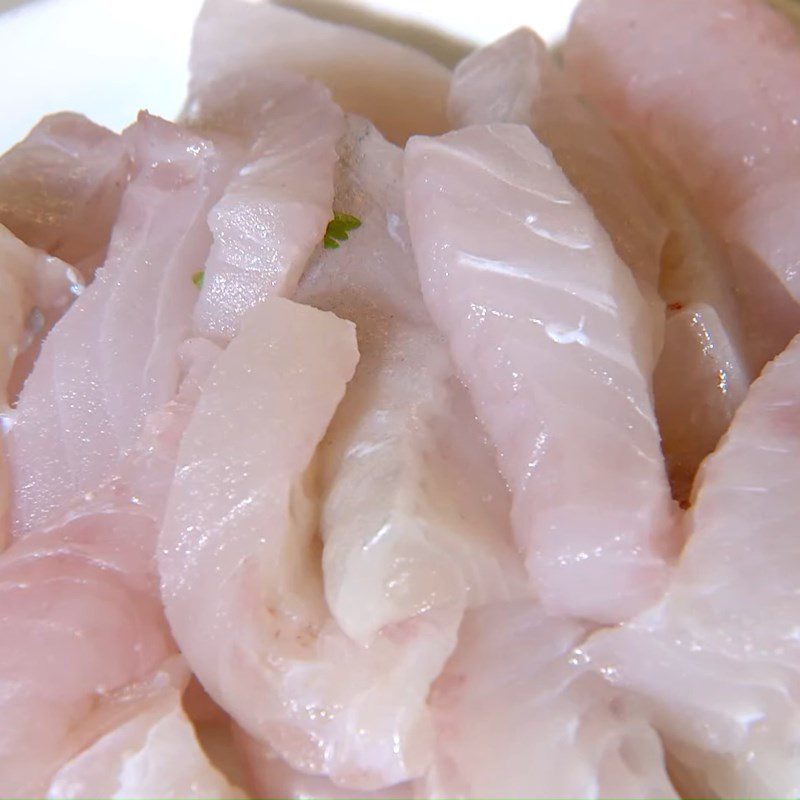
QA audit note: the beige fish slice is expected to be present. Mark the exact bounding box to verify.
[564,0,800,374]
[185,69,343,340]
[7,114,233,536]
[0,337,223,799]
[404,123,676,624]
[46,658,243,800]
[188,0,451,145]
[447,25,752,506]
[422,601,677,800]
[0,113,130,275]
[296,117,526,646]
[586,333,800,798]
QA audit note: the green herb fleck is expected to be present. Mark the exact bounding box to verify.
[192,270,205,289]
[323,211,361,249]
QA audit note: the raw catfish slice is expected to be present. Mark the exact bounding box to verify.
[586,333,800,798]
[404,123,675,624]
[0,113,130,274]
[7,113,231,536]
[46,658,243,800]
[0,341,220,798]
[188,0,450,144]
[564,0,800,372]
[0,227,83,549]
[422,601,677,799]
[448,28,666,311]
[161,299,456,788]
[185,69,343,339]
[296,117,526,645]
[448,28,753,504]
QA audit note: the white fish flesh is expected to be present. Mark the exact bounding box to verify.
[404,123,676,624]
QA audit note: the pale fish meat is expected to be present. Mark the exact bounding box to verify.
[404,123,675,624]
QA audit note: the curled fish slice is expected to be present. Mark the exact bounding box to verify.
[296,117,525,646]
[422,601,677,799]
[587,333,800,798]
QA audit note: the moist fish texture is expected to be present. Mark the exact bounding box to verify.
[448,27,667,324]
[164,299,464,789]
[185,69,343,339]
[586,333,800,799]
[296,116,526,646]
[0,339,221,798]
[0,113,130,275]
[7,114,231,536]
[188,0,450,145]
[422,601,676,799]
[0,227,83,550]
[404,123,675,624]
[448,26,752,505]
[564,0,800,373]
[46,658,242,800]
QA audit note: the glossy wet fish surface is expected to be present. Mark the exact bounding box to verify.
[1,0,799,797]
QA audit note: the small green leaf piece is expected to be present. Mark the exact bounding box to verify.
[192,270,205,288]
[323,212,361,249]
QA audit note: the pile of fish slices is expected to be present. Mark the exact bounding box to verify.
[1,0,799,797]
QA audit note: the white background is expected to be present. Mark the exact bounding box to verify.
[0,0,581,152]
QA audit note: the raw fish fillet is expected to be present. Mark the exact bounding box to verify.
[448,28,754,502]
[296,117,526,645]
[185,70,343,338]
[423,601,676,799]
[0,339,224,798]
[0,511,173,798]
[8,114,231,535]
[586,333,800,798]
[404,123,675,624]
[161,299,457,787]
[0,227,83,549]
[564,0,800,371]
[448,28,667,312]
[47,658,242,800]
[0,113,130,274]
[189,0,450,145]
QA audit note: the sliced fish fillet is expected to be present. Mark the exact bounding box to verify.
[296,117,526,645]
[0,337,222,798]
[47,658,242,800]
[0,226,83,549]
[0,113,130,274]
[404,123,675,624]
[164,298,456,788]
[448,27,753,505]
[448,27,667,324]
[587,333,800,798]
[185,69,343,339]
[564,0,800,372]
[422,601,676,799]
[7,114,231,535]
[188,0,450,144]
